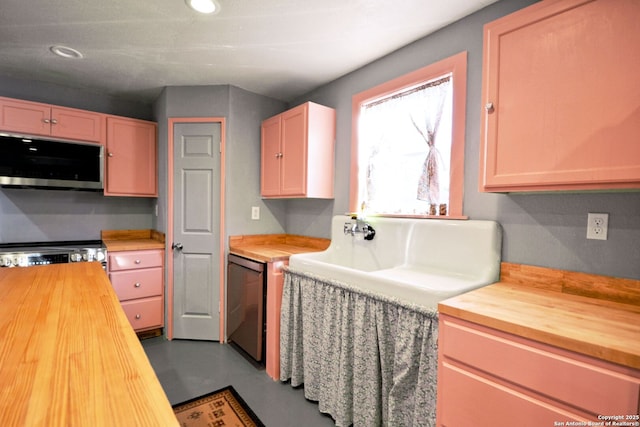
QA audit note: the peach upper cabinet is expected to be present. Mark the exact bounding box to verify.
[105,116,158,197]
[0,96,105,144]
[261,102,336,198]
[479,0,640,192]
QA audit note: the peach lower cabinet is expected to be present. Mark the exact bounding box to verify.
[108,249,165,332]
[437,263,640,426]
[102,229,166,333]
[438,315,640,426]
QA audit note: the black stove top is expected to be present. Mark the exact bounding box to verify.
[0,240,107,267]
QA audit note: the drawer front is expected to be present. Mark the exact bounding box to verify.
[110,268,162,301]
[108,249,163,271]
[439,362,587,426]
[440,316,640,415]
[121,297,163,331]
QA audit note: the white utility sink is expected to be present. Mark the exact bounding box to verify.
[288,215,502,309]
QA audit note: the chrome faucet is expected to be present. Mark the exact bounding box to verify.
[343,219,376,240]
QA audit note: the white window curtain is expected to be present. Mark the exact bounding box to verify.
[359,76,452,215]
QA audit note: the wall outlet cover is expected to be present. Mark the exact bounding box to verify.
[586,213,608,240]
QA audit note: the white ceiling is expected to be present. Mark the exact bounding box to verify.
[0,0,498,104]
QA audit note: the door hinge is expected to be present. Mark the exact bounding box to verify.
[219,141,222,153]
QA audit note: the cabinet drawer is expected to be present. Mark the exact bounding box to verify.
[108,250,163,271]
[121,297,163,331]
[110,268,162,301]
[440,317,640,415]
[439,362,586,426]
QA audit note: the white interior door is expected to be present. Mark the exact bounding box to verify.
[172,122,221,340]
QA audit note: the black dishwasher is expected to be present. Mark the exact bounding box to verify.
[227,254,266,363]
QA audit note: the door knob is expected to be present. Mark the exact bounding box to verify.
[172,242,183,250]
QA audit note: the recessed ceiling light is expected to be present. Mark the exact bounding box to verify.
[50,45,84,59]
[185,0,220,14]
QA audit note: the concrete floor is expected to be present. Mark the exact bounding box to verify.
[142,337,336,426]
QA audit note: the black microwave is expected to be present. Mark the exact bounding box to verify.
[0,133,104,191]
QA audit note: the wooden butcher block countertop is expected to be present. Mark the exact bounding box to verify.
[0,263,178,427]
[229,234,330,263]
[102,229,165,251]
[439,262,640,370]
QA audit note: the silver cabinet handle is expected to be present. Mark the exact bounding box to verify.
[485,102,495,113]
[43,119,50,124]
[50,119,58,124]
[172,242,183,250]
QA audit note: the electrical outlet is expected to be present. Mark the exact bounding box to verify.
[586,213,608,240]
[251,206,260,220]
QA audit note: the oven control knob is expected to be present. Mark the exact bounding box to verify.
[70,253,82,262]
[0,257,11,267]
[95,251,105,262]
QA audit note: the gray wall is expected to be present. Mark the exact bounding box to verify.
[287,0,640,280]
[153,85,287,250]
[0,189,154,242]
[0,77,157,242]
[1,0,638,279]
[0,75,153,120]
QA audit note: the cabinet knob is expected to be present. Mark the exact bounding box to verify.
[135,259,141,264]
[134,282,141,288]
[485,102,495,113]
[43,119,50,124]
[275,152,283,158]
[50,119,58,125]
[107,152,114,157]
[135,314,141,319]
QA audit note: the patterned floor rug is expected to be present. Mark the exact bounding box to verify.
[172,385,265,427]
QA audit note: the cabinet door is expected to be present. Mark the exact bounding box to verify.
[51,107,104,144]
[280,103,308,196]
[0,97,51,136]
[480,0,640,192]
[260,115,282,197]
[105,117,157,196]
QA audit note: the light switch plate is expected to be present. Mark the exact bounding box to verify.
[251,206,260,220]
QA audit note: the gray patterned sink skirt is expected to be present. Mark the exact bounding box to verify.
[280,268,438,427]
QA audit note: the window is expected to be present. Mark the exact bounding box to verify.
[350,52,467,218]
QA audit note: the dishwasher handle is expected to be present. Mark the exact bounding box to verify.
[228,253,264,272]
